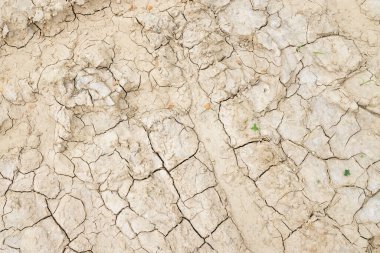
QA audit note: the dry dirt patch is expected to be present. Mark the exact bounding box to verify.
[0,0,380,252]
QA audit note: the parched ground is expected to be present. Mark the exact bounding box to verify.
[0,0,379,252]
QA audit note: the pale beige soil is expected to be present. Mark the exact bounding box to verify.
[0,0,380,252]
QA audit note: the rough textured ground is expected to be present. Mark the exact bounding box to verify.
[0,0,379,252]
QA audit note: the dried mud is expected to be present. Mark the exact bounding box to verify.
[0,0,380,252]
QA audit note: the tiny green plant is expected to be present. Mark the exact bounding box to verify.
[344,169,351,177]
[312,51,324,56]
[316,179,321,184]
[251,123,259,132]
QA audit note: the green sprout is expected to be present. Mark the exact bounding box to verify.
[344,169,351,177]
[316,179,321,184]
[251,123,259,132]
[312,51,324,56]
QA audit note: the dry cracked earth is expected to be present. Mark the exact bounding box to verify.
[0,0,380,252]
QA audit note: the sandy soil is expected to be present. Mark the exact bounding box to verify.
[0,0,379,252]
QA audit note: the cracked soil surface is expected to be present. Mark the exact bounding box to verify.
[0,0,380,252]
